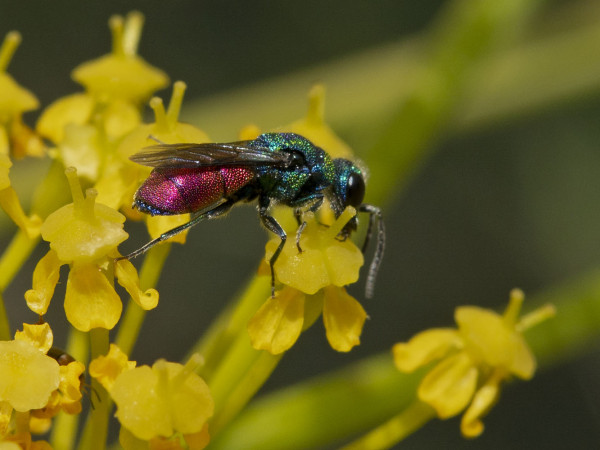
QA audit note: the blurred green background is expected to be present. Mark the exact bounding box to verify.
[3,0,600,448]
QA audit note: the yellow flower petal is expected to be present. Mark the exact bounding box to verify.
[89,343,136,392]
[29,415,52,435]
[8,116,45,159]
[72,13,168,104]
[0,186,42,238]
[460,375,500,438]
[456,306,535,379]
[0,340,60,411]
[112,358,213,441]
[36,93,94,144]
[184,424,210,450]
[0,401,12,436]
[322,286,366,352]
[64,262,123,331]
[392,328,462,373]
[41,168,128,263]
[113,365,172,439]
[115,258,159,310]
[103,98,141,141]
[0,74,39,119]
[14,323,53,354]
[282,84,353,159]
[56,124,102,181]
[248,287,305,354]
[418,352,477,419]
[266,209,363,294]
[24,250,62,315]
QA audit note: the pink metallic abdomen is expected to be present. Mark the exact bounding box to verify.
[135,166,255,215]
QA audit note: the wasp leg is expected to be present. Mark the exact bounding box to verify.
[289,195,324,254]
[295,221,307,253]
[259,200,286,298]
[117,200,235,261]
[358,204,385,299]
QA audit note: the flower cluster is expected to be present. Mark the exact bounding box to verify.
[392,289,555,438]
[0,9,556,450]
[89,344,214,448]
[25,167,158,331]
[0,323,84,447]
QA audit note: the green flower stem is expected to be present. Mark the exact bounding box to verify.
[207,326,263,416]
[210,355,424,449]
[0,229,39,339]
[50,328,88,450]
[211,350,283,436]
[188,275,271,381]
[0,293,9,341]
[115,242,171,355]
[366,0,544,205]
[78,328,110,450]
[211,268,600,448]
[0,159,69,337]
[340,401,436,450]
[0,229,37,293]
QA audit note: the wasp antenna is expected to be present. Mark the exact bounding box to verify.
[360,204,385,299]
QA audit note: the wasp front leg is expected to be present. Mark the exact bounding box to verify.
[290,194,324,254]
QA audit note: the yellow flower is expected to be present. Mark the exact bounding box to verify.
[0,32,43,238]
[107,81,210,243]
[0,340,59,412]
[36,12,166,146]
[25,168,158,331]
[261,207,363,294]
[103,354,213,446]
[281,84,353,159]
[33,354,85,418]
[73,12,168,105]
[392,289,556,438]
[88,343,136,392]
[248,285,367,354]
[0,31,44,159]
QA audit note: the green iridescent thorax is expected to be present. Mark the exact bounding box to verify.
[252,133,336,202]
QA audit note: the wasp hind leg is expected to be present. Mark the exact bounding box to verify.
[118,199,236,261]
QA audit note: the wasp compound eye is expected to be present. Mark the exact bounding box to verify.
[345,172,365,207]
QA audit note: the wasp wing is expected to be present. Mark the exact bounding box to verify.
[130,141,294,168]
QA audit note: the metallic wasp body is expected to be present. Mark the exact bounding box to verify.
[124,132,384,297]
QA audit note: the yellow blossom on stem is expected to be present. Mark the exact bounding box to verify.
[0,32,43,238]
[251,207,367,353]
[392,289,556,438]
[24,168,158,331]
[250,207,367,353]
[0,340,59,412]
[13,323,53,355]
[36,12,167,144]
[0,31,44,159]
[262,208,363,294]
[281,84,353,159]
[111,81,210,240]
[100,354,213,447]
[73,12,168,105]
[0,324,85,438]
[88,343,136,392]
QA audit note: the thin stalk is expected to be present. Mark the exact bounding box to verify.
[115,243,170,355]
